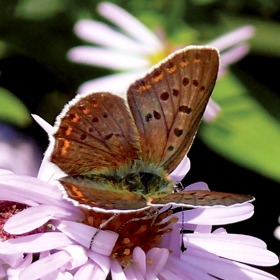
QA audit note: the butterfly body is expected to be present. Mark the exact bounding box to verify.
[49,45,254,212]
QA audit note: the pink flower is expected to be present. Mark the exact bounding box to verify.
[67,2,255,122]
[0,116,277,279]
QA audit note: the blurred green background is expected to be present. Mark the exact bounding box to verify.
[0,0,280,276]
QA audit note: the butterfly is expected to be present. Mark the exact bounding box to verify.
[49,45,254,213]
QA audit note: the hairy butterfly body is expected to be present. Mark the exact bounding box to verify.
[50,45,254,212]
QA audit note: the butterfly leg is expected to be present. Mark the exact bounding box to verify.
[89,213,119,249]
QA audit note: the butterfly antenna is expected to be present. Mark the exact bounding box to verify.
[180,208,187,252]
[89,213,119,249]
[118,209,158,234]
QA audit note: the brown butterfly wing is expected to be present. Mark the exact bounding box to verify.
[127,45,219,173]
[50,92,140,175]
[59,176,147,212]
[149,190,254,207]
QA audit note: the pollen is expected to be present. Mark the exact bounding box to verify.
[82,207,178,267]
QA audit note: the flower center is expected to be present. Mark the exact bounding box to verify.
[0,201,47,240]
[82,207,178,267]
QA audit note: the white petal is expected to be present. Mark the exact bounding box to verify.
[111,259,127,280]
[208,25,255,51]
[273,225,280,240]
[185,181,209,191]
[184,232,279,266]
[68,46,148,70]
[132,247,146,275]
[19,250,72,280]
[4,205,75,234]
[74,19,151,55]
[220,43,250,66]
[0,232,73,254]
[32,114,53,135]
[169,156,190,182]
[202,98,221,122]
[77,71,144,96]
[174,203,254,225]
[63,245,88,270]
[55,220,118,256]
[146,248,169,276]
[98,2,163,51]
[87,250,111,276]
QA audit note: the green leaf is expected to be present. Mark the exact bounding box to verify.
[200,73,280,182]
[0,87,31,127]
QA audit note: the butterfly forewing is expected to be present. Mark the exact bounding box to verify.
[50,92,140,175]
[127,46,219,173]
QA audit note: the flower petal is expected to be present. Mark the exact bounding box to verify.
[175,203,254,225]
[184,232,279,266]
[0,232,73,254]
[32,114,53,135]
[55,220,118,256]
[19,250,73,280]
[74,19,151,54]
[169,156,190,182]
[4,205,81,234]
[209,25,255,51]
[220,43,250,67]
[68,46,148,70]
[111,259,126,280]
[77,71,143,95]
[98,2,163,50]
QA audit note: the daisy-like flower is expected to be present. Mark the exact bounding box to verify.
[67,1,255,121]
[0,115,278,279]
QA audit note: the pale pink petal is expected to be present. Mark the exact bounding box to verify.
[37,156,66,183]
[77,71,143,95]
[6,253,32,279]
[209,26,255,51]
[111,259,126,280]
[203,98,221,122]
[19,250,73,280]
[185,181,209,191]
[98,2,163,51]
[274,225,280,240]
[184,233,278,266]
[32,114,53,135]
[87,250,111,275]
[68,46,148,70]
[74,19,151,54]
[0,232,73,254]
[55,220,118,256]
[132,247,146,276]
[180,247,278,280]
[74,260,106,280]
[174,203,254,225]
[220,44,250,66]
[0,252,25,268]
[169,156,190,182]
[4,205,80,234]
[146,248,169,276]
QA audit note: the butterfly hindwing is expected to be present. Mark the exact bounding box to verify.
[59,175,147,211]
[50,92,140,175]
[127,45,219,173]
[149,190,254,208]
